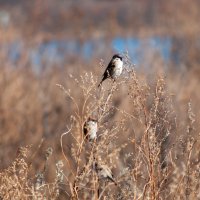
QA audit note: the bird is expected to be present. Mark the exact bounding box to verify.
[98,54,123,87]
[83,117,98,141]
[94,162,117,185]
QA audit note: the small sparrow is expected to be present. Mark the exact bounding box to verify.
[83,117,98,141]
[94,162,117,185]
[98,54,123,87]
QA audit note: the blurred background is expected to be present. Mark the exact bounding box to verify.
[0,0,200,171]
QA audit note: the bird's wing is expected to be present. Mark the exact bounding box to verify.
[83,123,89,139]
[98,62,115,87]
[83,122,87,134]
[105,61,115,77]
[106,170,117,185]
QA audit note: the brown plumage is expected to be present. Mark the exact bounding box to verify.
[94,162,117,185]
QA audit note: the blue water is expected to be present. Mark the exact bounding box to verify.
[2,36,173,69]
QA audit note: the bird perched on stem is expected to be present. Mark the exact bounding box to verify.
[98,54,123,87]
[94,162,117,185]
[83,117,98,141]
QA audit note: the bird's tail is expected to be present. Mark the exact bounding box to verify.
[108,176,118,186]
[98,78,104,87]
[98,76,106,87]
[98,81,102,88]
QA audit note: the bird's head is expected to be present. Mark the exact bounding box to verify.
[88,117,98,123]
[112,54,123,61]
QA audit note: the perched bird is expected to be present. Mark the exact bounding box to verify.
[98,54,123,87]
[83,117,98,141]
[94,162,117,185]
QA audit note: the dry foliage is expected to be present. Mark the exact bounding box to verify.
[0,55,199,200]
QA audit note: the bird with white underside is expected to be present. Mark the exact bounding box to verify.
[83,117,98,141]
[98,54,123,87]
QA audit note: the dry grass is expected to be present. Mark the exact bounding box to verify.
[0,54,199,200]
[0,1,200,199]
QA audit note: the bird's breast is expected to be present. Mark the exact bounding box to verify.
[87,121,98,139]
[113,60,123,77]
